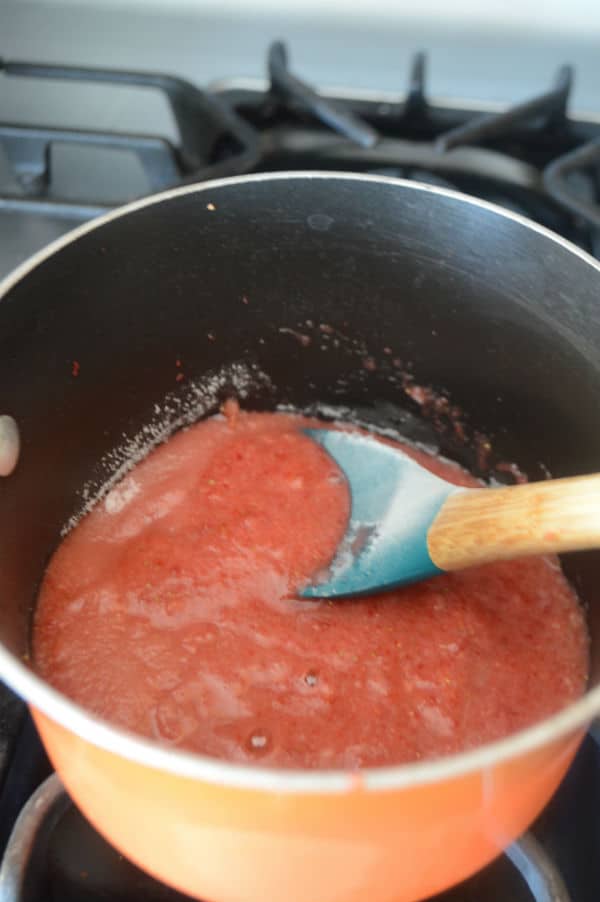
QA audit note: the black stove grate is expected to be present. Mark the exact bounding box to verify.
[1,43,600,248]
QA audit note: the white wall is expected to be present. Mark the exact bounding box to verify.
[24,0,600,36]
[2,0,600,137]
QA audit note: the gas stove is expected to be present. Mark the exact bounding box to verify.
[0,42,599,902]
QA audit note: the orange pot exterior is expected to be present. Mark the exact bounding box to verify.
[32,707,583,902]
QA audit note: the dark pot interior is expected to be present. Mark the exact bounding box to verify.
[0,173,599,697]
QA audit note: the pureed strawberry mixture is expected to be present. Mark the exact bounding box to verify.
[33,405,589,769]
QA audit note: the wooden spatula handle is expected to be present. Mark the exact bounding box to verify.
[428,473,600,572]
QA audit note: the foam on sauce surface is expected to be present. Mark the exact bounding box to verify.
[33,408,589,769]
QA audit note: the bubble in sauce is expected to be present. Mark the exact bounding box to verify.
[246,728,271,755]
[304,670,319,687]
[150,701,193,744]
[0,415,20,476]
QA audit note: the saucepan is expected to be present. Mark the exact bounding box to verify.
[0,172,599,902]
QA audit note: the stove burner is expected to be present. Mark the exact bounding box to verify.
[0,43,599,247]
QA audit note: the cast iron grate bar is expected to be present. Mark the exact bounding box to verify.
[436,65,573,151]
[543,137,600,228]
[260,125,542,188]
[403,51,427,118]
[0,58,259,179]
[0,196,110,219]
[0,125,180,198]
[268,41,379,149]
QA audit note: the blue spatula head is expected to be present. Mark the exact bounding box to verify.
[301,429,460,598]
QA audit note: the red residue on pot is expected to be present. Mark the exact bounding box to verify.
[71,360,80,377]
[403,383,428,406]
[270,320,526,484]
[496,460,528,484]
[279,328,312,348]
[401,378,458,437]
[452,418,467,443]
[242,296,249,305]
[474,432,493,472]
[221,398,241,424]
[175,373,185,383]
[398,372,524,479]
